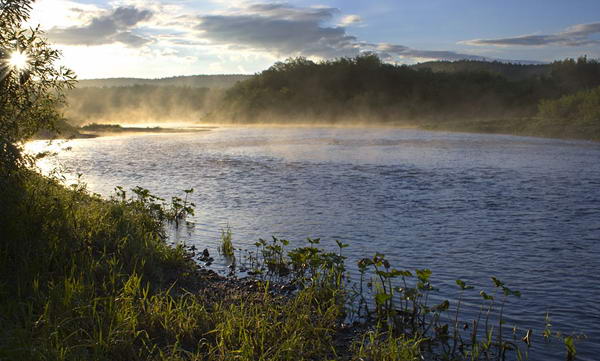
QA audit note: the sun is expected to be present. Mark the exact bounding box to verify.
[8,51,29,71]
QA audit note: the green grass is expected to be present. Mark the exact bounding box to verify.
[0,169,423,360]
[0,168,581,360]
[0,169,196,359]
[421,117,600,141]
[219,227,235,258]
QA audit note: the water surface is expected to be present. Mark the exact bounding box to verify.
[29,127,600,360]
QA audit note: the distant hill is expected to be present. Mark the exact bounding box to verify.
[411,60,551,81]
[76,62,551,88]
[76,74,254,89]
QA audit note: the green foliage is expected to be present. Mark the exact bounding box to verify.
[0,0,75,171]
[355,254,542,361]
[216,54,600,127]
[242,237,347,293]
[219,226,235,257]
[538,86,600,126]
[412,60,550,81]
[351,328,423,361]
[0,169,400,360]
[0,169,194,359]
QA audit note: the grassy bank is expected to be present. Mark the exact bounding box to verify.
[0,168,424,360]
[1,167,582,360]
[421,117,600,142]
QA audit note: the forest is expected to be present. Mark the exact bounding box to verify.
[216,55,600,123]
[64,55,600,140]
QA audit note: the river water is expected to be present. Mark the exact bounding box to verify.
[28,127,600,360]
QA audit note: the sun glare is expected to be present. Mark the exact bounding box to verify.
[8,51,29,71]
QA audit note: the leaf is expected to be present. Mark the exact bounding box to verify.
[433,300,450,312]
[399,270,413,277]
[375,292,392,305]
[416,268,432,282]
[307,237,320,244]
[491,276,504,288]
[456,279,473,290]
[564,336,576,358]
[335,239,349,248]
[480,291,494,301]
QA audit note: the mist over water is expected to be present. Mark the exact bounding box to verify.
[29,127,600,360]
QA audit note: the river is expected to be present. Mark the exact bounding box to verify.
[27,126,600,360]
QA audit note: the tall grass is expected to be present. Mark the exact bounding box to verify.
[0,169,361,360]
[0,168,582,360]
[219,226,235,258]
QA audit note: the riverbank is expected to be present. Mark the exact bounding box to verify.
[421,117,600,142]
[36,118,600,143]
[2,161,584,360]
[0,169,420,360]
[33,120,213,140]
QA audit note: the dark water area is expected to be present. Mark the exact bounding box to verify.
[29,127,600,360]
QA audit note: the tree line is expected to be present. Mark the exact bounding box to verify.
[212,54,600,128]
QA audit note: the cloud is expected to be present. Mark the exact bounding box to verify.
[196,4,360,58]
[39,1,542,69]
[195,2,502,62]
[338,14,361,27]
[463,22,600,47]
[375,43,493,62]
[47,6,153,47]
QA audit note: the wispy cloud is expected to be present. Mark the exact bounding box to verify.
[338,14,362,27]
[376,43,491,62]
[47,6,153,47]
[195,2,499,62]
[38,0,545,76]
[196,4,360,58]
[462,22,600,47]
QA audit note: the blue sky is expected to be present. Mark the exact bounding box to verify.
[28,0,600,78]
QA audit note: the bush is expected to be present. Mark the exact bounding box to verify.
[538,86,600,125]
[0,0,75,173]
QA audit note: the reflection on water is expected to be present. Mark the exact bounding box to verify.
[27,127,600,360]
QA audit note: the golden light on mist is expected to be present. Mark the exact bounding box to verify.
[8,51,29,71]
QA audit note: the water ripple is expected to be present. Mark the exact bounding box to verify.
[28,127,600,360]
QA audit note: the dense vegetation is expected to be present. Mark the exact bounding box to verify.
[209,55,600,140]
[412,60,550,81]
[538,86,600,125]
[62,55,600,141]
[0,1,75,169]
[423,85,600,141]
[0,170,355,360]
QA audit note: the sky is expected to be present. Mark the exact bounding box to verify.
[26,0,600,79]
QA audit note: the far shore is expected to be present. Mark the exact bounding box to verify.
[34,120,600,143]
[34,123,215,140]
